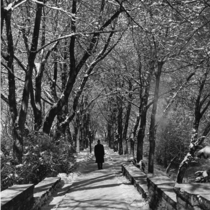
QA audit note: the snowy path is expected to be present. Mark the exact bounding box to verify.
[41,145,150,210]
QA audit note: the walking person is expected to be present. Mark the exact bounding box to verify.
[94,140,105,170]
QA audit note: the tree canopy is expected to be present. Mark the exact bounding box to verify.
[1,0,210,185]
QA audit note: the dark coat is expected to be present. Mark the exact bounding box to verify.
[94,143,105,163]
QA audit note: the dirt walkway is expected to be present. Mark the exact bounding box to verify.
[42,146,150,210]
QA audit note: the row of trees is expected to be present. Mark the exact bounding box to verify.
[1,0,210,184]
[1,0,127,161]
[98,0,210,182]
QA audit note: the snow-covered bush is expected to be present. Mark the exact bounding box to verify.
[1,131,75,190]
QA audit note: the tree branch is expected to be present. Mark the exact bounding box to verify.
[164,71,195,113]
[4,0,27,11]
[200,99,210,117]
[1,93,9,104]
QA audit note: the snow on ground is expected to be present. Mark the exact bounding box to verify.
[41,148,94,210]
[41,143,150,210]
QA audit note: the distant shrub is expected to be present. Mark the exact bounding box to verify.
[156,109,191,168]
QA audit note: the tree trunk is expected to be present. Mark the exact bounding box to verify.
[137,111,147,161]
[89,130,92,153]
[136,63,153,162]
[73,126,78,148]
[107,122,112,148]
[130,115,140,157]
[80,127,85,151]
[148,61,163,173]
[130,139,135,157]
[74,111,81,149]
[117,97,123,155]
[133,115,140,140]
[76,127,80,153]
[33,9,46,130]
[123,80,132,154]
[55,41,69,141]
[50,47,58,102]
[1,0,6,33]
[106,97,116,149]
[5,8,19,160]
